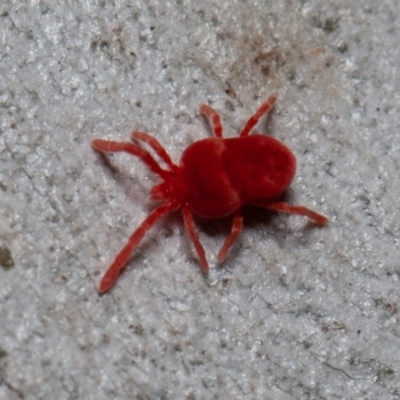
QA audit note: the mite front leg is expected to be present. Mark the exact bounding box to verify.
[131,131,176,169]
[98,201,179,293]
[92,139,168,179]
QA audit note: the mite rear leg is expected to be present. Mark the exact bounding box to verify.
[217,210,243,263]
[240,93,277,137]
[200,104,223,137]
[255,201,328,225]
[182,205,209,273]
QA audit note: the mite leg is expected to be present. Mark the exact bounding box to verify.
[217,210,243,262]
[200,104,223,137]
[131,131,176,169]
[255,201,328,225]
[182,205,209,273]
[98,201,179,293]
[92,139,168,179]
[240,93,277,137]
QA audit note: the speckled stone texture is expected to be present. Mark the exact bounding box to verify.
[1,1,400,399]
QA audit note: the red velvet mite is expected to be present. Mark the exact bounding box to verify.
[92,94,328,293]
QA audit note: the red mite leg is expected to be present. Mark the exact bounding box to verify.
[217,210,243,262]
[99,201,179,293]
[91,139,168,179]
[240,93,277,137]
[131,131,175,169]
[200,104,223,137]
[182,205,209,273]
[255,201,329,225]
[92,139,180,292]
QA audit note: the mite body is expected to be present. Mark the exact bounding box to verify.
[92,94,327,293]
[181,134,296,218]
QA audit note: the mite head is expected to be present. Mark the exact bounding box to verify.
[149,167,186,204]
